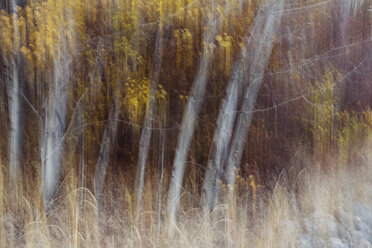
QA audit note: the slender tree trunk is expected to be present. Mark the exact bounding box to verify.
[41,34,71,208]
[94,101,119,207]
[166,4,225,227]
[79,114,85,211]
[134,25,163,216]
[224,0,285,197]
[8,0,22,188]
[202,0,285,210]
[156,129,166,230]
[202,62,245,210]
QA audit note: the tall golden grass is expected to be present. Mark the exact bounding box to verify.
[0,144,371,248]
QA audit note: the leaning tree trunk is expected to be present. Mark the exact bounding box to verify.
[224,0,285,198]
[201,62,245,210]
[166,3,228,228]
[94,101,120,207]
[202,0,285,209]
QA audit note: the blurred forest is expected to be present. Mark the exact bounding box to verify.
[0,0,372,247]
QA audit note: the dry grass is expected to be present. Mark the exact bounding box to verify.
[0,147,371,248]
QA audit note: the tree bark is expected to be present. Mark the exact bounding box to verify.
[166,4,225,228]
[134,25,164,216]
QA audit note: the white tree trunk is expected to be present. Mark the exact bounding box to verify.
[202,0,285,208]
[8,0,22,187]
[166,6,225,227]
[202,62,244,210]
[41,42,70,207]
[134,27,163,216]
[225,0,285,196]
